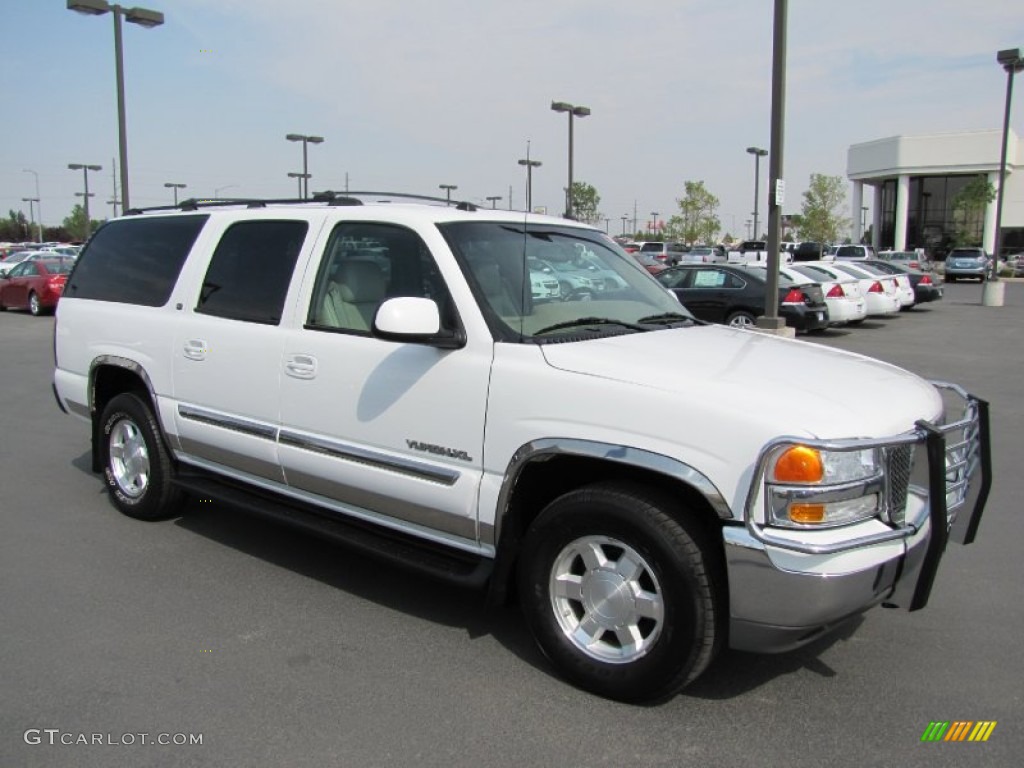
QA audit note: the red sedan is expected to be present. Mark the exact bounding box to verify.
[631,251,668,275]
[0,258,74,316]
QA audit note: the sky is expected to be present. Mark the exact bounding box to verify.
[3,0,1023,238]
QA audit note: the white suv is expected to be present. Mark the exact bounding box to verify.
[53,193,990,702]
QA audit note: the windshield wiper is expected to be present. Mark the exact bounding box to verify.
[533,317,649,335]
[636,312,694,326]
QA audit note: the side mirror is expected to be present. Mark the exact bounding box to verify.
[373,297,464,349]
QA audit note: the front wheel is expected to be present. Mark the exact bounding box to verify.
[99,393,183,520]
[517,483,721,702]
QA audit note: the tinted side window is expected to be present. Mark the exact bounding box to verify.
[195,220,308,325]
[66,215,208,306]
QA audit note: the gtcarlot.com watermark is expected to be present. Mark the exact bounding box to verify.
[24,729,203,747]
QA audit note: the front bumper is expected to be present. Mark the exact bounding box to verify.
[725,383,990,652]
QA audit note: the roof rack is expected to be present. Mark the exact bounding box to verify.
[124,190,479,215]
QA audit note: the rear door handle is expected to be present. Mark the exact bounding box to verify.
[285,354,317,380]
[183,339,207,361]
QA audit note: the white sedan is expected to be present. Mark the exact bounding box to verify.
[797,261,901,317]
[782,264,868,325]
[844,260,916,308]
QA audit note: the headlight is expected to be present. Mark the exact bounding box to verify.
[766,444,884,528]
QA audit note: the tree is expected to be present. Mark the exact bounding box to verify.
[951,176,995,247]
[0,210,32,242]
[570,181,601,225]
[798,174,848,243]
[669,180,720,244]
[62,205,103,241]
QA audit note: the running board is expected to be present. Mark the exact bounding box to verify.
[171,472,493,590]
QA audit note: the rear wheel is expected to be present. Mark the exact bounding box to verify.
[726,310,756,328]
[99,393,183,520]
[28,291,41,316]
[518,483,721,703]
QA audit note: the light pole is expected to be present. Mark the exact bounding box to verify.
[621,215,628,235]
[21,198,40,242]
[287,172,308,198]
[985,47,1023,305]
[486,195,502,208]
[68,163,102,236]
[603,217,610,233]
[164,182,186,205]
[746,219,752,238]
[285,133,324,199]
[67,1,164,213]
[651,212,659,236]
[23,169,42,241]
[746,146,768,240]
[518,144,542,212]
[439,184,458,205]
[551,101,591,219]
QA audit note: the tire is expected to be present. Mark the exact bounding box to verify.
[99,393,183,520]
[726,310,756,328]
[517,483,722,703]
[28,291,41,317]
[847,318,865,326]
[945,275,955,283]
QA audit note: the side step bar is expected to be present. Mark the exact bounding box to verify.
[171,472,493,590]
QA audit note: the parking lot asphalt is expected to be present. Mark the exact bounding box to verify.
[1,281,1021,768]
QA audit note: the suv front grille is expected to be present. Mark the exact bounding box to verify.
[885,445,913,525]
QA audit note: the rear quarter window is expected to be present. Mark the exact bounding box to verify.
[65,215,208,306]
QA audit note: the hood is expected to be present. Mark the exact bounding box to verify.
[540,326,942,440]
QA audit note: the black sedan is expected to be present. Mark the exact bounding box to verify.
[860,259,943,304]
[656,264,829,332]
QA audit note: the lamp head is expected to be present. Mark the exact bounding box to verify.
[571,106,591,118]
[67,0,111,16]
[551,101,572,113]
[997,48,1022,69]
[125,7,164,28]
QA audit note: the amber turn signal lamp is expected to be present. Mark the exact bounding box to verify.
[789,503,827,524]
[774,445,824,483]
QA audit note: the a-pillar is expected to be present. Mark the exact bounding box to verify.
[983,171,999,256]
[851,181,864,242]
[893,174,910,251]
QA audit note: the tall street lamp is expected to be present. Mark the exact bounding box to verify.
[285,133,324,199]
[518,145,542,212]
[439,184,458,205]
[67,1,164,213]
[21,198,41,242]
[551,101,591,219]
[164,182,186,205]
[621,215,628,235]
[68,163,102,236]
[985,46,1023,307]
[650,212,659,235]
[23,169,42,240]
[746,146,768,240]
[287,172,309,198]
[486,195,502,208]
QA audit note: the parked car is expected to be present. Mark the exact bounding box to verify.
[0,250,65,278]
[751,264,867,325]
[860,259,943,305]
[679,245,725,264]
[525,257,562,303]
[629,251,667,275]
[797,261,902,317]
[657,263,829,332]
[878,250,931,272]
[638,241,687,265]
[944,247,988,282]
[843,261,915,308]
[834,244,877,260]
[792,241,827,261]
[0,257,74,315]
[51,196,990,703]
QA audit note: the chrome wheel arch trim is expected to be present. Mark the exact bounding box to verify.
[88,355,161,415]
[494,438,733,542]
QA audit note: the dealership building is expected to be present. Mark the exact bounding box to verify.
[847,129,1022,257]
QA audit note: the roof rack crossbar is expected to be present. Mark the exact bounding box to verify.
[123,191,480,215]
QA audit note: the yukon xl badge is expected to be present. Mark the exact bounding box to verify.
[406,440,473,463]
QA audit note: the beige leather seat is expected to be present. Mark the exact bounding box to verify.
[321,260,387,331]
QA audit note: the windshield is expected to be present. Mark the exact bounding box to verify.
[440,222,691,341]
